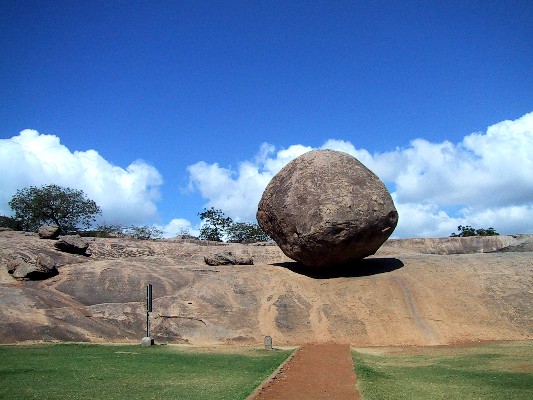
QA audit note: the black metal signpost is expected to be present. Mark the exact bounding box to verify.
[146,284,152,336]
[141,284,154,346]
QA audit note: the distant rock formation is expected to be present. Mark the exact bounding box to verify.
[257,149,398,268]
[38,225,60,239]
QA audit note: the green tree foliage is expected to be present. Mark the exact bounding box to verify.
[450,225,499,237]
[198,207,234,241]
[226,222,271,243]
[8,184,101,233]
[198,207,271,243]
[0,215,23,230]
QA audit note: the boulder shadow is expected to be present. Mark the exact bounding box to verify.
[24,268,60,281]
[272,257,404,279]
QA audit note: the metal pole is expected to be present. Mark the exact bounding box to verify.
[146,311,150,337]
[146,284,152,337]
[142,284,154,346]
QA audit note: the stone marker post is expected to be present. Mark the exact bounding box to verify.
[264,335,273,350]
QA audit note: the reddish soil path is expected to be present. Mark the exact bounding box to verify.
[250,343,360,400]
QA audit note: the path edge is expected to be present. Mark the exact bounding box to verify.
[350,345,362,400]
[246,346,301,400]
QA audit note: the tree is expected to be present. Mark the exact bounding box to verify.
[198,207,233,241]
[8,184,101,233]
[198,207,272,243]
[226,222,271,243]
[450,225,499,237]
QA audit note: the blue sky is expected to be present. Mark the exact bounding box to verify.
[1,1,532,238]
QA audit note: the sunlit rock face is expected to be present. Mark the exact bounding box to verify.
[257,149,398,268]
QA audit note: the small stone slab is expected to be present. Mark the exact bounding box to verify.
[204,251,253,266]
[55,235,90,255]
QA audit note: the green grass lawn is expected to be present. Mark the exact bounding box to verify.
[353,341,533,400]
[0,343,292,400]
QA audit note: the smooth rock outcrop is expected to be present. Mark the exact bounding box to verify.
[0,230,532,345]
[257,149,398,268]
[38,225,60,239]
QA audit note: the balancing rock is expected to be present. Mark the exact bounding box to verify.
[257,149,398,268]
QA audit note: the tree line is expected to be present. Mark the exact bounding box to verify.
[1,184,270,242]
[2,184,500,241]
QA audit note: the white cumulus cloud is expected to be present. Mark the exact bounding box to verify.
[0,129,163,225]
[155,218,200,238]
[187,111,533,237]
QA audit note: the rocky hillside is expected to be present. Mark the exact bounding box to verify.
[1,230,531,346]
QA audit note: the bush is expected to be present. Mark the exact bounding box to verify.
[124,225,163,240]
[79,224,163,240]
[0,215,23,230]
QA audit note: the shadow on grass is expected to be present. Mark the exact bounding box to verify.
[272,257,404,279]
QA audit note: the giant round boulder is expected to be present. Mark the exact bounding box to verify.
[257,149,398,268]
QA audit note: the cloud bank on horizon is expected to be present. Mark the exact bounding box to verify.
[0,130,163,226]
[189,111,533,238]
[1,111,533,238]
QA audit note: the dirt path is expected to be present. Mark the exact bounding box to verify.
[250,343,360,400]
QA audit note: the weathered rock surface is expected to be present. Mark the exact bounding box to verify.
[204,251,254,266]
[55,235,90,255]
[1,230,532,346]
[257,150,398,268]
[38,225,60,239]
[8,253,57,280]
